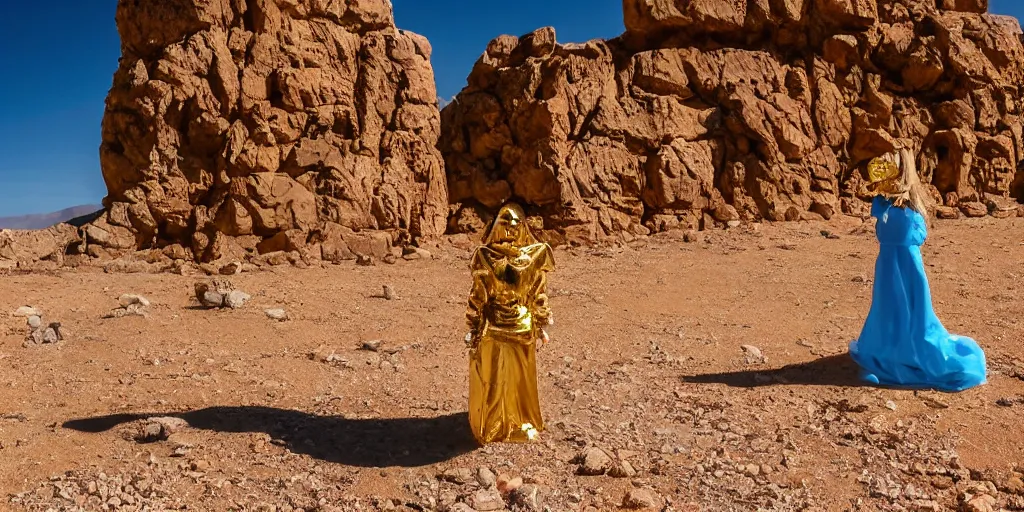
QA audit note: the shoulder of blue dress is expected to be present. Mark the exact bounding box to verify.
[870,196,890,218]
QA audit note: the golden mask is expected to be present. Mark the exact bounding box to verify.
[867,156,901,196]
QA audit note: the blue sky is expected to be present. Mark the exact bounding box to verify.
[0,1,1020,217]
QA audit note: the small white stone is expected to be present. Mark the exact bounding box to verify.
[118,294,151,308]
[741,345,765,364]
[200,291,224,308]
[42,328,59,344]
[224,290,250,309]
[13,306,40,318]
[265,309,288,321]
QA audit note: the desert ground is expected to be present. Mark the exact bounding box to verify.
[2,217,1023,512]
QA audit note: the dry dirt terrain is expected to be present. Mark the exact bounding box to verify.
[1,217,1023,512]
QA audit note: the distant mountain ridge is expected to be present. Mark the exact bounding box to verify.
[0,205,103,230]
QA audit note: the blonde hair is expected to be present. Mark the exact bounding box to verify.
[891,147,931,218]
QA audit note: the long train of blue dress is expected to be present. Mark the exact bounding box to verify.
[848,196,987,392]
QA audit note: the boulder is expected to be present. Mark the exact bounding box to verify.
[89,0,446,263]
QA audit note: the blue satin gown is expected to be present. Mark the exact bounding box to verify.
[848,196,987,392]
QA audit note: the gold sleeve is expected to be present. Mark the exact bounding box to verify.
[532,273,551,327]
[529,244,555,327]
[467,251,488,333]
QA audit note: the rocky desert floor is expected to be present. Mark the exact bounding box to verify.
[1,216,1024,512]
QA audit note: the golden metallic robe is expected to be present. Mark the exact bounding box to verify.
[466,204,554,444]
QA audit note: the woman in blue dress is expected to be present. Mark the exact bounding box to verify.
[848,148,987,392]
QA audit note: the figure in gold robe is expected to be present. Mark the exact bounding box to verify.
[465,203,554,444]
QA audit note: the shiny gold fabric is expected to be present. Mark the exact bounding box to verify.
[466,203,554,444]
[867,156,901,195]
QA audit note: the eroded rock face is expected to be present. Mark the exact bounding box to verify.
[0,225,80,269]
[92,0,446,262]
[440,0,1024,241]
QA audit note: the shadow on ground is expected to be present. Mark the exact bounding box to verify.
[63,407,477,467]
[682,354,866,388]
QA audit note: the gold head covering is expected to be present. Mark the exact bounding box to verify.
[867,148,930,215]
[867,155,901,195]
[482,203,538,251]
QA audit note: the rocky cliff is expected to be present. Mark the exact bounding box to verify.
[440,0,1024,242]
[84,0,447,263]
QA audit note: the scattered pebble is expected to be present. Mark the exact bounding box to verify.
[224,290,251,309]
[41,327,59,344]
[578,447,613,476]
[264,308,288,321]
[118,294,151,308]
[510,484,541,511]
[24,313,66,347]
[741,344,766,365]
[440,468,473,485]
[13,306,41,318]
[464,468,489,489]
[194,280,249,309]
[622,488,658,509]
[136,416,190,443]
[104,294,150,319]
[219,262,242,275]
[609,460,637,478]
[201,291,224,307]
[467,489,504,511]
[962,492,997,512]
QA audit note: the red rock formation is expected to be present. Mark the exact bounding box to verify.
[440,0,1024,241]
[0,225,80,270]
[87,0,447,263]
